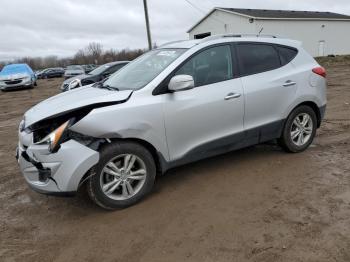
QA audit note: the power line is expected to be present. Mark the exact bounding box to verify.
[183,0,208,14]
[183,0,227,26]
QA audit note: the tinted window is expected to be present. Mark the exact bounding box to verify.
[277,46,298,66]
[175,45,233,87]
[237,43,281,76]
[105,64,125,75]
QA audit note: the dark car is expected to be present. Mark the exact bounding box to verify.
[37,68,65,79]
[61,61,129,92]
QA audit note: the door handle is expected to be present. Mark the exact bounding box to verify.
[283,81,296,87]
[224,93,241,100]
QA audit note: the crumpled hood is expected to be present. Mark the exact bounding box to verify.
[24,85,133,127]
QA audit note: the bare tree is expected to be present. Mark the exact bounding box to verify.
[85,42,103,64]
[1,42,146,70]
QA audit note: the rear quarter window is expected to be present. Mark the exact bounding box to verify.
[237,43,281,76]
[277,46,298,66]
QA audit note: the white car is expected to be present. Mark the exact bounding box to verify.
[17,34,327,209]
[64,65,85,79]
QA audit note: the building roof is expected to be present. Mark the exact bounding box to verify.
[219,8,350,20]
[188,8,350,32]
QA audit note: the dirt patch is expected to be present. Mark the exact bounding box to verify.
[0,63,350,262]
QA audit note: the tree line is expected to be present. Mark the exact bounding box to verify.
[0,42,146,70]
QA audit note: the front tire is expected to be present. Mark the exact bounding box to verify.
[87,142,156,210]
[279,105,317,153]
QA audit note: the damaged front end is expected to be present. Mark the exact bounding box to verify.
[17,93,132,195]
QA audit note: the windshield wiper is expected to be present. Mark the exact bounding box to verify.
[93,82,119,91]
[103,84,119,91]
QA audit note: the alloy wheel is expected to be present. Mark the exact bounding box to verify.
[290,113,313,146]
[100,154,147,200]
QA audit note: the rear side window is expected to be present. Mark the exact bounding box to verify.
[277,46,298,66]
[237,43,281,76]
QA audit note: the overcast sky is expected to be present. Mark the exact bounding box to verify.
[0,0,349,60]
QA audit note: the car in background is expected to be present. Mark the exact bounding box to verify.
[82,64,97,74]
[37,68,64,79]
[61,61,129,92]
[64,65,85,79]
[0,63,36,91]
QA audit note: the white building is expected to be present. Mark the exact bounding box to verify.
[188,8,350,57]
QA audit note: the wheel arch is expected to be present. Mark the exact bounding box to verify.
[289,101,322,128]
[112,137,167,175]
[77,137,168,190]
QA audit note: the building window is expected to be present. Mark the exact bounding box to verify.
[194,32,211,39]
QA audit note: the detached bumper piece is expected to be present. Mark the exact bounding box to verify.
[20,150,51,182]
[17,139,99,195]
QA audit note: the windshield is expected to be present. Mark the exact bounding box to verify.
[67,65,83,70]
[103,49,186,91]
[89,64,110,75]
[1,65,27,74]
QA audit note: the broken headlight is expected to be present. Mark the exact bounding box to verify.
[35,119,73,153]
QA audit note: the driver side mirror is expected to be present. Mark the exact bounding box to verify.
[168,75,194,92]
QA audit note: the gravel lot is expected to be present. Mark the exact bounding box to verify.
[1,60,350,262]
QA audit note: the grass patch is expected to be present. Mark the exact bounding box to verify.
[316,55,350,67]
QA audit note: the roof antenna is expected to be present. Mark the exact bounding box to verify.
[258,27,264,36]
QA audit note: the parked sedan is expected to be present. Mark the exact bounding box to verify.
[61,61,129,92]
[37,68,65,79]
[0,64,37,91]
[64,65,85,79]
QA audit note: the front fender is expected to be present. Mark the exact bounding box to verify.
[70,95,170,163]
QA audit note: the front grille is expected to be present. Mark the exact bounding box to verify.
[5,79,22,85]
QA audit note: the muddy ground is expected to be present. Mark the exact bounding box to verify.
[0,60,349,262]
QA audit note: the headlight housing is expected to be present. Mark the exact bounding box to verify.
[68,79,81,90]
[35,120,71,153]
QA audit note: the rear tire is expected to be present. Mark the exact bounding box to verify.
[279,105,317,153]
[87,141,156,210]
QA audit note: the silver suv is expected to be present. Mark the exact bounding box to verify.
[17,35,327,209]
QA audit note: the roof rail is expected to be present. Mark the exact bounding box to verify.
[159,40,188,48]
[200,33,280,43]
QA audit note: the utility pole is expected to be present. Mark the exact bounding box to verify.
[143,0,152,50]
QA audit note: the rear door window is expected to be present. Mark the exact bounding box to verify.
[237,43,281,76]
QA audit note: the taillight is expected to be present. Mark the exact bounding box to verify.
[312,67,326,78]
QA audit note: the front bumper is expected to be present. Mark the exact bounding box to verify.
[0,78,33,90]
[17,132,99,195]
